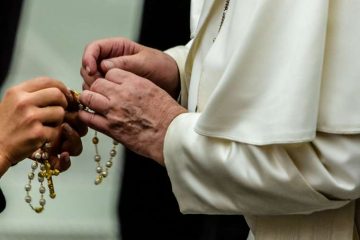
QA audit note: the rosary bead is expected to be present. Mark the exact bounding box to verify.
[31,161,39,170]
[39,198,46,206]
[92,132,118,185]
[106,161,112,168]
[41,152,49,160]
[39,186,46,194]
[95,176,102,185]
[34,153,42,161]
[38,176,44,183]
[44,142,52,149]
[28,172,35,180]
[94,155,101,162]
[92,137,99,144]
[25,184,31,191]
[25,195,32,203]
[101,171,108,177]
[110,150,116,157]
[40,164,46,171]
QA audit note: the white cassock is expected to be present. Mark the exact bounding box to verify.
[164,0,360,239]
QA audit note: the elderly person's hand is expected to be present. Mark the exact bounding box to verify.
[79,69,187,165]
[81,37,180,98]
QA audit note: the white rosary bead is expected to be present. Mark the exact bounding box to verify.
[101,171,108,178]
[34,153,42,161]
[25,184,31,191]
[39,186,46,194]
[39,198,46,206]
[96,166,103,173]
[40,164,46,171]
[94,155,101,162]
[41,152,49,160]
[106,161,112,168]
[25,195,32,203]
[31,161,38,170]
[110,150,116,157]
[28,172,35,180]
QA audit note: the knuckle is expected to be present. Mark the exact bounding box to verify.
[51,88,67,106]
[56,107,66,119]
[36,76,53,86]
[90,79,102,92]
[4,86,17,98]
[24,110,38,124]
[14,94,31,111]
[31,123,45,140]
[105,68,121,80]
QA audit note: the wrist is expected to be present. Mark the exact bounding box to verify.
[0,152,11,177]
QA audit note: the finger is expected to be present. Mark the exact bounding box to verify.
[38,126,62,149]
[61,123,83,156]
[80,66,102,88]
[82,38,141,75]
[17,77,71,99]
[64,112,88,137]
[100,54,144,74]
[30,87,68,109]
[104,68,139,85]
[48,153,71,172]
[37,106,65,126]
[80,89,111,115]
[82,82,90,91]
[78,110,109,135]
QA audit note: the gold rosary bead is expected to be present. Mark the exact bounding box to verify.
[95,176,103,185]
[92,137,99,144]
[34,207,44,213]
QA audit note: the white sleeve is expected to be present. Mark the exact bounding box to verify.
[163,113,360,215]
[164,43,192,106]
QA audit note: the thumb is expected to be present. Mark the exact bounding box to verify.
[101,55,144,76]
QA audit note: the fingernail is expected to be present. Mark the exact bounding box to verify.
[103,60,114,69]
[86,66,91,74]
[61,152,71,164]
[66,87,74,101]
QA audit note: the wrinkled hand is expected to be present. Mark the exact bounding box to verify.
[0,78,71,176]
[78,69,187,165]
[81,37,180,98]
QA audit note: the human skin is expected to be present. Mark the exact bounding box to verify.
[79,69,186,165]
[0,77,86,176]
[80,37,181,98]
[79,37,186,165]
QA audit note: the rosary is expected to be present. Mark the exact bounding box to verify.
[24,90,119,213]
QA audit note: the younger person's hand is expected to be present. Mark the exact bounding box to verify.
[0,77,70,176]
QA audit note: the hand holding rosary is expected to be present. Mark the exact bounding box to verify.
[24,90,118,213]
